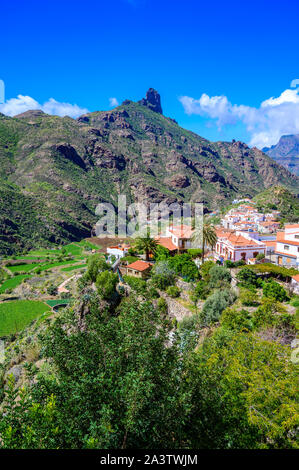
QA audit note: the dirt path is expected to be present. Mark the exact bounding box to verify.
[58,274,82,294]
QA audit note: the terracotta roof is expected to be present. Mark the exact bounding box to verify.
[108,244,130,251]
[264,240,276,246]
[156,237,177,251]
[169,224,193,238]
[276,236,299,246]
[285,224,299,228]
[292,274,299,282]
[275,251,297,259]
[126,260,152,272]
[218,232,262,247]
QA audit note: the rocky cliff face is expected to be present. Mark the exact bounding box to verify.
[0,89,298,253]
[138,88,163,114]
[263,134,299,176]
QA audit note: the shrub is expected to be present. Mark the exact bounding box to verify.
[148,286,159,299]
[96,271,118,300]
[189,280,210,305]
[239,288,259,306]
[168,254,199,281]
[256,253,265,260]
[220,307,253,331]
[157,297,168,314]
[166,285,180,298]
[86,255,109,283]
[209,265,231,288]
[252,298,287,329]
[123,275,147,295]
[47,285,58,296]
[201,289,237,325]
[200,261,215,281]
[187,248,202,259]
[236,267,262,288]
[262,280,288,302]
[154,245,170,261]
[151,261,176,290]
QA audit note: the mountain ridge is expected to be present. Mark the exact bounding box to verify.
[0,88,298,254]
[263,134,299,176]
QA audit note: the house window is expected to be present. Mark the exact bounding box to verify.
[241,252,246,261]
[284,245,289,250]
[253,252,258,258]
[295,235,299,239]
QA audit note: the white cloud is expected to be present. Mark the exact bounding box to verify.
[179,87,299,148]
[109,97,119,107]
[0,94,89,118]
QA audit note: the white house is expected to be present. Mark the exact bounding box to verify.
[275,224,299,267]
[215,230,266,263]
[107,243,130,260]
[161,224,194,251]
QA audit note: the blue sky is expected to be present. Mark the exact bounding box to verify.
[1,0,298,147]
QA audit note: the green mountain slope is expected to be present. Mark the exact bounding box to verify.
[253,186,299,222]
[0,89,298,254]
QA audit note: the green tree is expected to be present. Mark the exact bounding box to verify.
[262,280,288,302]
[209,265,231,288]
[96,270,118,300]
[191,220,217,264]
[134,235,157,261]
[86,254,110,283]
[201,288,237,325]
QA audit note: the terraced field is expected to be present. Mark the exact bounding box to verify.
[0,300,51,336]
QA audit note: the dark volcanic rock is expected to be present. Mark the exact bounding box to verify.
[139,88,163,114]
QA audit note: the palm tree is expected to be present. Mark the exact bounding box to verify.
[134,234,158,261]
[191,219,217,264]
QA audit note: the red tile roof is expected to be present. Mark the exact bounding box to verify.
[292,274,299,282]
[126,260,153,272]
[169,224,193,238]
[156,237,177,251]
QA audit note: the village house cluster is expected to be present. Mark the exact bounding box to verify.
[105,203,299,288]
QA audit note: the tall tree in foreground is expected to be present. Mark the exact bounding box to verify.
[191,219,217,264]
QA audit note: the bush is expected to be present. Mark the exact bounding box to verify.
[201,289,237,326]
[151,261,176,290]
[96,271,118,300]
[168,254,199,281]
[157,297,168,314]
[154,245,170,261]
[209,265,231,288]
[187,248,202,259]
[47,285,58,296]
[239,288,259,306]
[123,275,147,295]
[86,255,110,283]
[148,286,159,299]
[262,280,288,302]
[200,261,215,281]
[220,308,253,331]
[189,280,210,305]
[166,285,180,298]
[236,267,262,288]
[252,298,288,329]
[256,253,265,260]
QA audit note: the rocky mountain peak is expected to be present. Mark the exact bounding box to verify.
[139,88,163,114]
